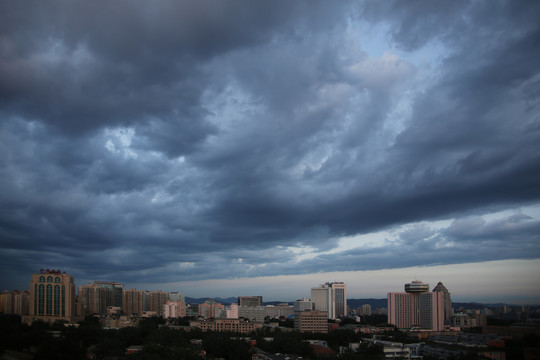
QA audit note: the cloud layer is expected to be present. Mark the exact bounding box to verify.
[1,0,539,296]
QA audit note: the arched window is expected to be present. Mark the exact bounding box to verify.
[38,284,45,315]
[55,277,61,283]
[34,284,38,315]
[47,276,53,282]
[46,284,52,315]
[61,286,66,316]
[39,276,45,282]
[54,285,60,315]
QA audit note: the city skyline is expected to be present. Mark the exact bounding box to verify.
[1,1,540,303]
[5,259,540,306]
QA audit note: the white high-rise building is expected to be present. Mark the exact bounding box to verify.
[310,282,347,319]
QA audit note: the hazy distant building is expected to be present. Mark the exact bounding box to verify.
[24,269,76,324]
[311,282,347,319]
[169,291,185,302]
[358,304,372,316]
[238,296,263,307]
[163,300,186,318]
[387,280,445,331]
[294,310,328,333]
[199,299,225,319]
[239,304,293,322]
[433,281,452,322]
[219,303,239,318]
[294,298,313,313]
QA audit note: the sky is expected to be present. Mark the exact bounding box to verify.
[1,0,540,304]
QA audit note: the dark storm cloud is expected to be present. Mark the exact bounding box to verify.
[1,0,540,290]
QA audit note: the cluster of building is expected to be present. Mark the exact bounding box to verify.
[3,269,495,336]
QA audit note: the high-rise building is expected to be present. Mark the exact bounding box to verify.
[387,280,445,331]
[238,296,263,307]
[123,288,144,315]
[79,281,124,316]
[149,290,169,316]
[24,269,76,324]
[432,282,452,323]
[310,282,347,319]
[331,282,347,317]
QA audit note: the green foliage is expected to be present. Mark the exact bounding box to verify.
[203,332,252,360]
[361,314,389,326]
[256,331,313,358]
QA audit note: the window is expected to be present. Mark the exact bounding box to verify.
[39,276,45,282]
[61,286,66,316]
[46,284,52,315]
[34,284,38,315]
[55,277,61,283]
[47,276,53,282]
[54,285,60,315]
[38,284,45,315]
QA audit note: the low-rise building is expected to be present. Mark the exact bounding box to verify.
[189,318,263,333]
[294,310,328,333]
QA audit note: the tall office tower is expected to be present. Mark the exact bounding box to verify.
[432,282,452,323]
[238,296,263,307]
[311,282,347,319]
[331,282,347,317]
[79,281,124,315]
[123,289,144,315]
[387,280,445,331]
[25,269,76,324]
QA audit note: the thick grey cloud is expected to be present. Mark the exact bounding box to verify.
[1,0,539,292]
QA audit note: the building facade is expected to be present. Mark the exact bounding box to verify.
[123,288,144,315]
[1,290,30,315]
[24,269,76,324]
[190,318,264,333]
[163,300,186,318]
[294,310,328,333]
[79,281,124,316]
[238,296,263,307]
[310,282,347,319]
[198,299,225,319]
[433,281,452,323]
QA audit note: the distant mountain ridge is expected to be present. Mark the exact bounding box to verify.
[185,297,238,305]
[185,297,538,309]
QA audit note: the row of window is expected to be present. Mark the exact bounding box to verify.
[33,284,66,316]
[39,276,61,283]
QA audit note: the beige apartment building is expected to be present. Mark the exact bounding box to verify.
[23,269,76,324]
